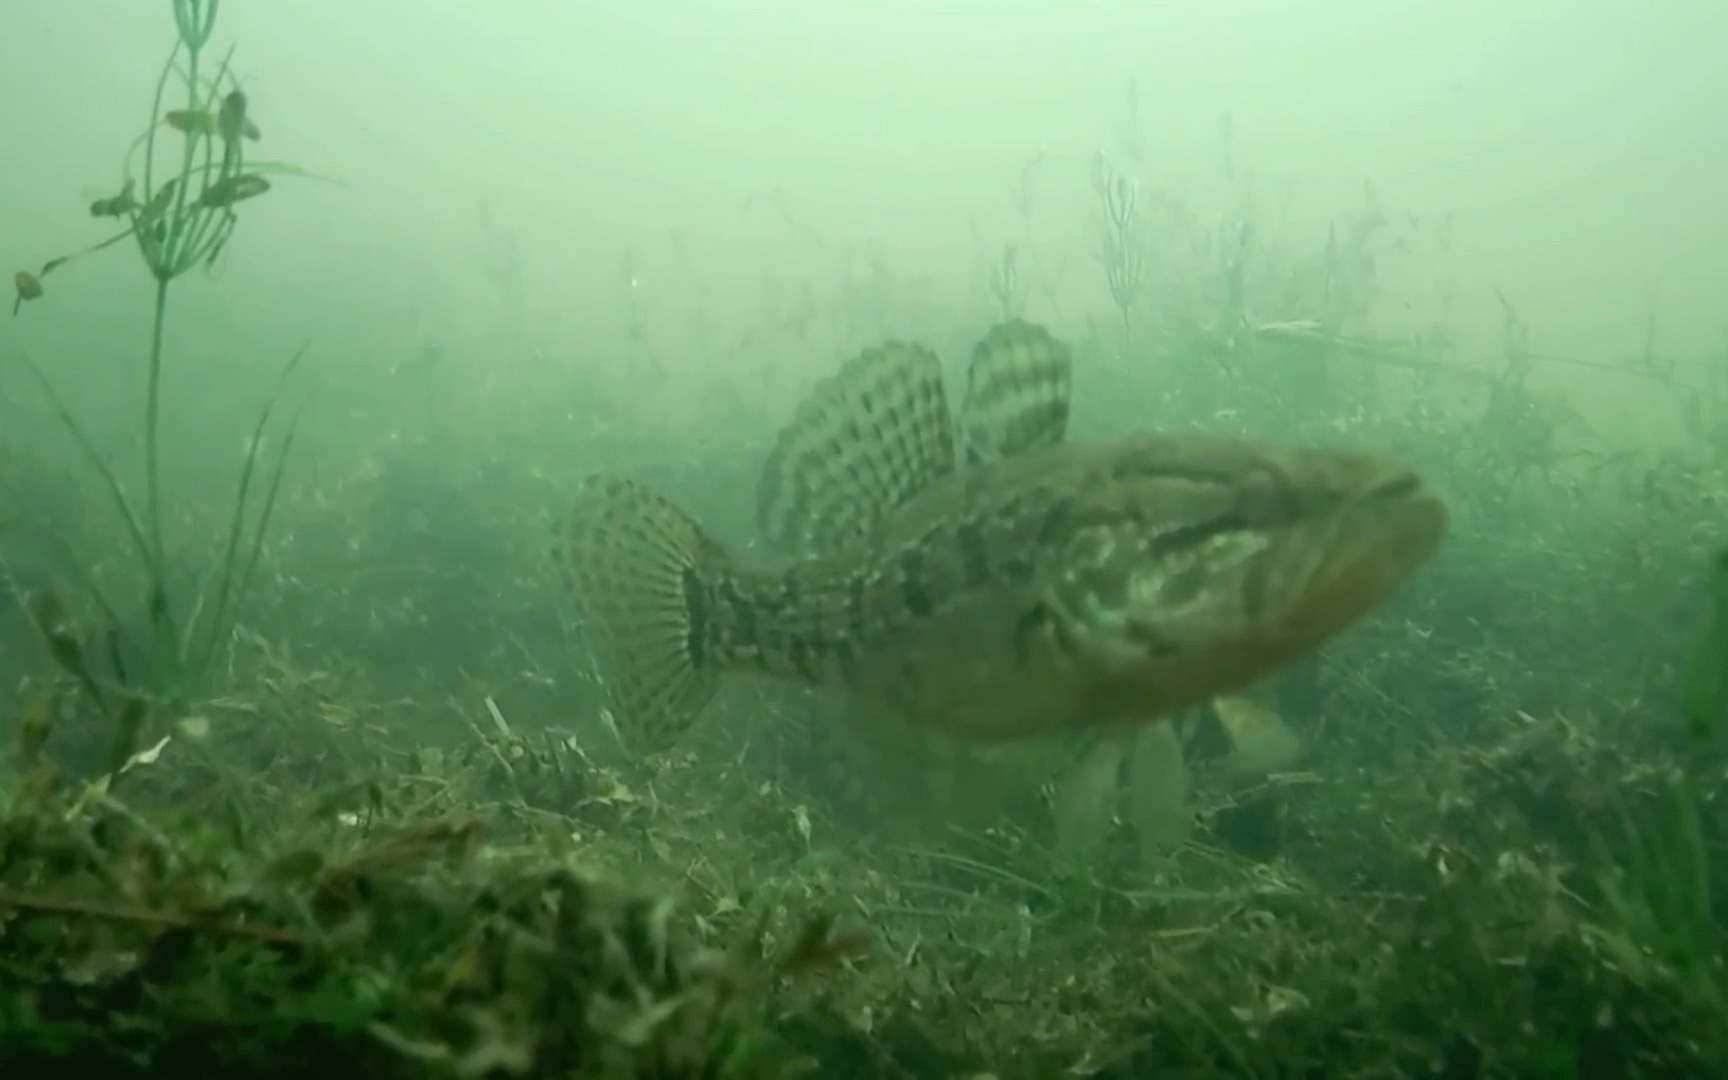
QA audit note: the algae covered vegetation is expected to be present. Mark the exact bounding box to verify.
[3,2,1728,1077]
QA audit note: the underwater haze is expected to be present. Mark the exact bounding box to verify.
[2,0,1728,1076]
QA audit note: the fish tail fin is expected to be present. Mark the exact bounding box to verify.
[561,474,729,754]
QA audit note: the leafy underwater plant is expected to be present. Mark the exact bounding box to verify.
[8,0,310,749]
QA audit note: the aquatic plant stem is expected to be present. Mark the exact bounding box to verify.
[143,274,180,699]
[17,0,305,716]
[145,277,168,577]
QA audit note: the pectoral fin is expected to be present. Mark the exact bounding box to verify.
[1126,721,1192,865]
[1052,730,1130,866]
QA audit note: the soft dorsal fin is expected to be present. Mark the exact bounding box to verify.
[956,320,1073,465]
[756,339,957,555]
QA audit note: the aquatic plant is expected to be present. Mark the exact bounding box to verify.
[1090,152,1145,353]
[984,242,1026,320]
[0,657,846,1077]
[9,0,306,739]
[1683,547,1728,742]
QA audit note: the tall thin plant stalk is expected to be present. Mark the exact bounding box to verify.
[1091,153,1145,356]
[9,0,310,746]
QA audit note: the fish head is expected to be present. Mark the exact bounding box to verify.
[1036,436,1447,720]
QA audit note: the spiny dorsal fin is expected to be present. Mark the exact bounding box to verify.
[957,320,1073,466]
[562,474,726,754]
[756,339,956,556]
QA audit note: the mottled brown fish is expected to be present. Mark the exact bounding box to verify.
[561,320,1446,755]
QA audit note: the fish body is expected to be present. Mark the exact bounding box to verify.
[563,321,1446,755]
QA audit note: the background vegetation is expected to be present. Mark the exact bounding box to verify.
[3,3,1725,1076]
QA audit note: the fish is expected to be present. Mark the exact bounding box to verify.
[560,319,1447,758]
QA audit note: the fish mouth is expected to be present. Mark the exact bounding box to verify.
[1266,472,1448,645]
[1053,467,1447,717]
[1119,474,1446,716]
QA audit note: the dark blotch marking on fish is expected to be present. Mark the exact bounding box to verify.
[845,573,870,643]
[1012,599,1056,666]
[1150,509,1254,560]
[1109,458,1252,487]
[748,580,794,629]
[682,568,710,666]
[785,632,819,681]
[720,579,758,647]
[830,634,859,683]
[1029,496,1076,556]
[1035,496,1074,534]
[955,521,993,589]
[1242,550,1273,622]
[1123,615,1182,657]
[1027,400,1066,433]
[895,548,935,618]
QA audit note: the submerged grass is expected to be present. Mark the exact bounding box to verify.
[2,367,1723,1074]
[1,608,1723,1076]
